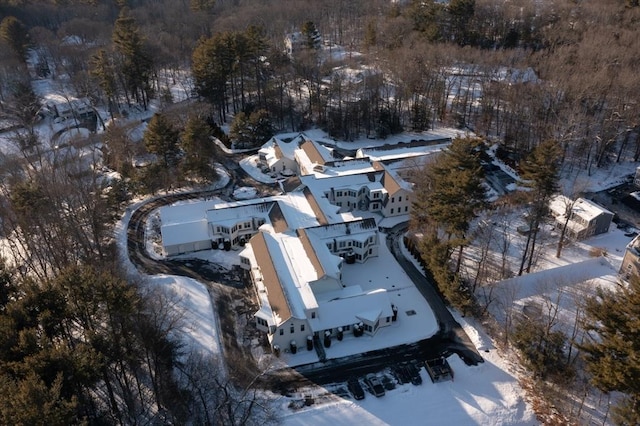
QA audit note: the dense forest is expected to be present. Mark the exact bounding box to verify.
[1,0,640,424]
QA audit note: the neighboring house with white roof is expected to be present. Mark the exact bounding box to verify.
[549,195,613,240]
[257,135,302,175]
[42,97,94,122]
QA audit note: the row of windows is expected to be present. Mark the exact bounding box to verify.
[274,316,391,337]
[336,190,357,197]
[215,220,258,235]
[330,236,375,251]
[389,206,409,214]
[278,323,306,335]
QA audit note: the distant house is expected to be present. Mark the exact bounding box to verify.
[284,29,321,58]
[257,135,301,175]
[621,234,640,280]
[549,196,613,240]
[43,97,94,123]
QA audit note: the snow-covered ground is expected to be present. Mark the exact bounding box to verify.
[8,64,635,425]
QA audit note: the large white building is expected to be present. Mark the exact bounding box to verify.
[239,218,394,353]
[158,133,432,355]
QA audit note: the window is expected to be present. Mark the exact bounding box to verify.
[369,248,372,255]
[311,312,316,319]
[290,324,295,334]
[279,329,284,336]
[386,317,390,323]
[301,324,305,332]
[405,206,408,212]
[391,197,395,203]
[339,241,346,248]
[399,196,402,202]
[390,208,394,214]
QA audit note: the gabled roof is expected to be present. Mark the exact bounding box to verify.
[373,161,412,195]
[268,201,289,233]
[296,228,326,278]
[274,144,284,161]
[550,195,613,223]
[302,186,329,225]
[249,232,293,323]
[299,139,332,165]
[308,288,393,332]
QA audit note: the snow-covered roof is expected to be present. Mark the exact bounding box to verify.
[303,218,377,241]
[259,134,305,163]
[161,219,210,246]
[297,228,342,281]
[295,139,335,173]
[300,170,384,195]
[357,142,448,162]
[550,195,612,223]
[160,200,219,225]
[308,288,393,332]
[246,231,321,325]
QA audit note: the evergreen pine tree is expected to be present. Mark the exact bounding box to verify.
[581,277,640,425]
[414,136,487,270]
[181,116,218,181]
[144,114,180,168]
[0,16,30,62]
[112,9,153,108]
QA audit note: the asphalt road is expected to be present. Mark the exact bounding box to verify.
[384,222,484,366]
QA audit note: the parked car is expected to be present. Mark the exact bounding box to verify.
[381,375,396,391]
[392,364,411,385]
[407,363,423,385]
[347,378,365,400]
[365,374,386,397]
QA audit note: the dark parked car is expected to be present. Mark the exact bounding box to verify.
[347,378,365,400]
[365,374,386,397]
[382,375,396,391]
[407,363,423,386]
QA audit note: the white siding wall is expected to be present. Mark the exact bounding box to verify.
[270,318,312,352]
